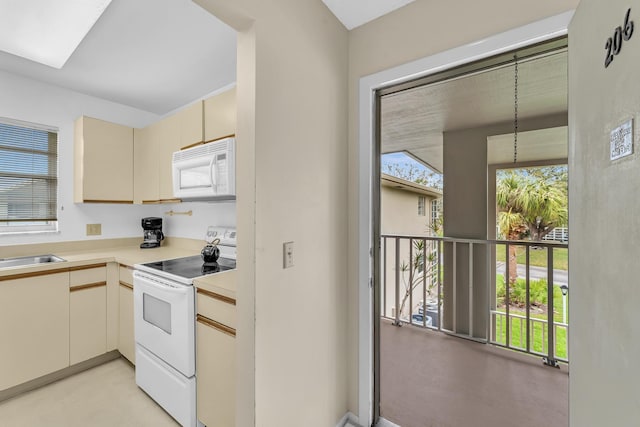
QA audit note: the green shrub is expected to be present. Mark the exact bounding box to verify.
[496,274,560,308]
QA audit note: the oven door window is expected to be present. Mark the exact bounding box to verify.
[143,293,172,334]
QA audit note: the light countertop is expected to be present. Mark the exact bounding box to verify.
[0,242,236,299]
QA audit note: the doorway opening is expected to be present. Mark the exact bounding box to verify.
[374,37,569,427]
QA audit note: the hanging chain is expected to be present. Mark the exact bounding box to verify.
[513,54,519,163]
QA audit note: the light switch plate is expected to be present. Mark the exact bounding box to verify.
[283,241,294,269]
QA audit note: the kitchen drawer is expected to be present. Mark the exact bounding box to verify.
[196,289,235,330]
[69,265,107,287]
[119,264,133,287]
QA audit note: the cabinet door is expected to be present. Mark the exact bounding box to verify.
[157,114,182,201]
[69,267,107,365]
[178,101,204,148]
[0,272,70,390]
[204,88,236,142]
[118,267,135,364]
[74,116,134,203]
[196,317,235,427]
[133,125,160,203]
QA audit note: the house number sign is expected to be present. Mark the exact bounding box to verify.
[604,8,634,68]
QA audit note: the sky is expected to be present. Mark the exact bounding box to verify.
[381,152,429,173]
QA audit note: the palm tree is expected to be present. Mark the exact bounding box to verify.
[496,169,568,285]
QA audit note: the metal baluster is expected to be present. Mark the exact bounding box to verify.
[394,237,400,326]
[505,243,510,348]
[526,245,531,353]
[383,237,387,318]
[469,242,474,338]
[486,242,491,343]
[409,239,414,326]
[544,247,559,367]
[437,239,442,331]
[422,239,427,328]
[453,241,457,333]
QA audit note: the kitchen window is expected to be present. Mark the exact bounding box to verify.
[0,118,58,234]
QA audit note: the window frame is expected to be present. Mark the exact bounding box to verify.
[0,117,59,235]
[418,195,426,216]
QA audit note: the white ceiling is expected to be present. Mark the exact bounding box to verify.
[0,0,113,69]
[381,50,568,172]
[0,0,237,115]
[322,0,416,30]
[487,126,568,165]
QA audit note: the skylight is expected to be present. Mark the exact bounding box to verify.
[0,0,113,69]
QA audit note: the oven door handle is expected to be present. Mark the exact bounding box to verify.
[134,273,192,295]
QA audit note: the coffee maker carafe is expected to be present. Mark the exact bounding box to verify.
[140,217,164,249]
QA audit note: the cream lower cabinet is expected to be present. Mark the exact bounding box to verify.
[196,287,236,427]
[117,265,135,364]
[0,271,70,391]
[69,265,107,365]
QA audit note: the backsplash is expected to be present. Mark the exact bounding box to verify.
[160,201,236,242]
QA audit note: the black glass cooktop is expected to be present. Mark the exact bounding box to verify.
[140,255,236,281]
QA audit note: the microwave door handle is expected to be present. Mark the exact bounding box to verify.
[209,156,217,191]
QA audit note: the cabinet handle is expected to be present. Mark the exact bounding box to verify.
[68,263,107,272]
[119,281,133,290]
[70,281,106,292]
[82,200,133,204]
[196,287,236,305]
[197,314,236,337]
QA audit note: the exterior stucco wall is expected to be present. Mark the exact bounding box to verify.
[569,1,640,425]
[381,186,433,236]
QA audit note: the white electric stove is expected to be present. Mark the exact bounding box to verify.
[133,227,236,427]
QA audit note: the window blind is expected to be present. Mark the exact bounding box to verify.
[0,121,58,222]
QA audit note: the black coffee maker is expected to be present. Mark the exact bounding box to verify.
[140,217,164,249]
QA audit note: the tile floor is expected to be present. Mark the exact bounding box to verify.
[380,320,569,427]
[0,358,178,427]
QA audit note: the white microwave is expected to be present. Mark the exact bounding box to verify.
[172,137,235,200]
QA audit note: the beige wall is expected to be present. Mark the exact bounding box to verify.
[194,1,349,426]
[569,1,640,425]
[348,0,579,417]
[381,186,434,236]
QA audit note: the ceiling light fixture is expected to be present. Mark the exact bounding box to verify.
[513,54,519,163]
[0,0,113,69]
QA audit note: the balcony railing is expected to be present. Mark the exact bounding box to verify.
[381,234,569,366]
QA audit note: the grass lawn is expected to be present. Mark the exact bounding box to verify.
[494,273,568,359]
[496,244,568,270]
[493,309,568,359]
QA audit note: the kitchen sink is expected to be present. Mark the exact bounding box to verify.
[0,254,66,269]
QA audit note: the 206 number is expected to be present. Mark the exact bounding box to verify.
[605,8,634,68]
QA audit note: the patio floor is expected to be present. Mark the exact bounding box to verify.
[380,320,568,427]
